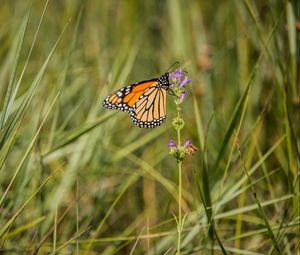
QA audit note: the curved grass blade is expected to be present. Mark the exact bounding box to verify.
[0,18,70,150]
[0,11,31,129]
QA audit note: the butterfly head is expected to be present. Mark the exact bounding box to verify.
[158,73,170,90]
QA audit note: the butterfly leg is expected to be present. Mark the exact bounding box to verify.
[168,88,179,98]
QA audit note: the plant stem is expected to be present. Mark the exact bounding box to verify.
[177,159,182,254]
[176,102,182,255]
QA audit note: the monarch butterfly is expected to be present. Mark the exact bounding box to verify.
[102,73,171,128]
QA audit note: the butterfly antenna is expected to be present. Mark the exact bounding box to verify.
[166,62,180,73]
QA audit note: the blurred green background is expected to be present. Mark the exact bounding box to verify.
[0,0,299,254]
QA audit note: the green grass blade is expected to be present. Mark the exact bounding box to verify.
[0,0,49,131]
[0,93,59,207]
[0,11,30,129]
[213,56,261,170]
[194,170,228,255]
[0,175,52,239]
[215,194,296,219]
[83,174,139,254]
[44,112,116,156]
[231,135,282,253]
[202,163,213,239]
[2,216,46,239]
[226,220,300,242]
[47,6,84,150]
[0,19,70,150]
[49,227,90,255]
[112,125,169,161]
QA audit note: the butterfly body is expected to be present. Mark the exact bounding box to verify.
[103,73,170,128]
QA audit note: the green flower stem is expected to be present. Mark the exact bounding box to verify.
[177,160,182,254]
[176,101,182,255]
[170,72,189,255]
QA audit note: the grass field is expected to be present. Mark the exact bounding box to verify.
[0,0,299,254]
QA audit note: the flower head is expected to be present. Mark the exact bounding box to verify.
[169,68,191,104]
[168,138,198,161]
[169,68,183,81]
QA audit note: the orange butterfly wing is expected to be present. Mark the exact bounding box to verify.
[130,88,167,128]
[102,80,157,112]
[102,73,169,128]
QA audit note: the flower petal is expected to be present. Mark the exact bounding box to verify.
[179,91,187,103]
[169,68,183,80]
[179,76,191,88]
[168,139,177,148]
[184,139,191,147]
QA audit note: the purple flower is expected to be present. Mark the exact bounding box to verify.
[184,139,191,148]
[168,139,177,148]
[169,68,183,81]
[179,91,187,103]
[179,76,191,88]
[169,68,191,103]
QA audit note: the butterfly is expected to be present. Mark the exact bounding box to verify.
[102,73,171,128]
